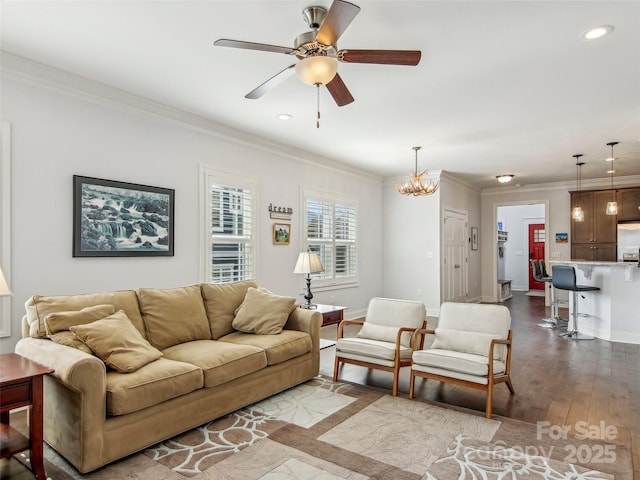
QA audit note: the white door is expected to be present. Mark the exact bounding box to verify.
[443,210,468,303]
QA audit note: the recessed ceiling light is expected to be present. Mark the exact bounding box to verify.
[581,25,614,41]
[277,114,292,121]
[496,174,515,183]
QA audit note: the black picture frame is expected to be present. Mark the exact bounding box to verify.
[73,175,175,257]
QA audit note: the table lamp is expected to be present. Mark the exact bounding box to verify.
[0,267,11,296]
[293,252,324,309]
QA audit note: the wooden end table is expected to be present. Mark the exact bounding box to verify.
[0,353,54,480]
[314,304,348,327]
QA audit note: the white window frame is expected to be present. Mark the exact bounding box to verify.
[0,122,11,337]
[199,166,257,284]
[300,188,358,289]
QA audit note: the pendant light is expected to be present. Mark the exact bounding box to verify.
[605,142,619,215]
[571,154,585,222]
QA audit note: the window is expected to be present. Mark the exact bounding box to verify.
[303,190,357,287]
[201,167,256,284]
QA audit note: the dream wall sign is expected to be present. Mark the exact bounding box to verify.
[73,175,175,257]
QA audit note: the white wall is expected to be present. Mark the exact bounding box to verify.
[382,172,482,315]
[497,204,545,291]
[0,65,384,352]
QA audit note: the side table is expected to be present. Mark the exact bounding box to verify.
[303,304,348,349]
[0,353,54,480]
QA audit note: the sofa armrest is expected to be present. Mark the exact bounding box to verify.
[285,307,323,375]
[15,337,107,472]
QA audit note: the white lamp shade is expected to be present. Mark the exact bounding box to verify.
[293,252,324,275]
[0,267,11,296]
[295,56,338,85]
[606,201,618,216]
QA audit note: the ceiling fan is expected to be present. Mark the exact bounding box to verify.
[214,0,422,107]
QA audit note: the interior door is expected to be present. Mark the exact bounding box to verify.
[528,223,545,290]
[443,210,468,303]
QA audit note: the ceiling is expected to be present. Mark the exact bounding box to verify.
[2,1,639,189]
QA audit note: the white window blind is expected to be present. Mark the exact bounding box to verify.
[202,168,256,284]
[304,194,357,286]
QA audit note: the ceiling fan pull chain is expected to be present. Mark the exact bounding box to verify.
[316,83,321,129]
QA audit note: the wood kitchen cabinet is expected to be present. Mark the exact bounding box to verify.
[617,187,640,221]
[570,190,617,261]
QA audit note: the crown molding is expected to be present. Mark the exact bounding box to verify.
[1,51,383,184]
[481,174,640,196]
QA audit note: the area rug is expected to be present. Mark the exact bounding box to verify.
[7,376,631,480]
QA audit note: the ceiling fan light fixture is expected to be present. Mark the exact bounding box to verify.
[295,56,338,85]
[496,174,515,183]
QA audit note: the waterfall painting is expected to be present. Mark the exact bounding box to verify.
[73,176,175,257]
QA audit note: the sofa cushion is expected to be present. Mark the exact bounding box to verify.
[136,285,211,350]
[201,280,259,339]
[70,310,163,373]
[162,340,267,388]
[218,330,312,365]
[232,287,296,335]
[25,290,143,339]
[44,304,116,354]
[106,358,203,416]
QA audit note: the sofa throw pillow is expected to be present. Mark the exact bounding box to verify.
[201,279,259,339]
[44,304,117,354]
[70,310,163,373]
[232,287,296,335]
[357,322,413,348]
[136,285,211,350]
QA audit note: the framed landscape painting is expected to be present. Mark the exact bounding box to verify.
[73,175,175,257]
[273,223,290,245]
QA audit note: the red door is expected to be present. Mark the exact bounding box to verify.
[528,223,545,290]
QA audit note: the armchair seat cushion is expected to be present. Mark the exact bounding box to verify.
[412,348,505,377]
[337,337,413,362]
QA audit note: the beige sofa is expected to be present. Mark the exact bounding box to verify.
[14,280,322,473]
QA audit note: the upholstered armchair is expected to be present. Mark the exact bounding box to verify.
[409,302,514,418]
[333,297,426,396]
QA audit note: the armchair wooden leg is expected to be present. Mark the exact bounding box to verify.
[333,357,340,382]
[408,371,415,399]
[506,378,515,394]
[486,387,493,418]
[392,363,401,396]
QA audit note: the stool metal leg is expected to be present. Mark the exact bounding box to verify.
[559,291,594,340]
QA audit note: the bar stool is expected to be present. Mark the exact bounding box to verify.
[539,260,568,328]
[530,260,566,329]
[551,265,600,340]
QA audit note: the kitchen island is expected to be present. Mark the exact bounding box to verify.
[550,260,640,344]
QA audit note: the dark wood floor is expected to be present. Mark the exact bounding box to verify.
[321,292,640,477]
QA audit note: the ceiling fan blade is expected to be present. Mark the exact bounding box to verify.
[214,38,296,55]
[316,0,361,46]
[245,65,297,99]
[326,73,354,107]
[339,49,422,66]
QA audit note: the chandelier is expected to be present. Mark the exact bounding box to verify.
[397,146,439,196]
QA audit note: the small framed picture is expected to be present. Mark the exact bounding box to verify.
[273,223,290,245]
[471,227,479,251]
